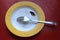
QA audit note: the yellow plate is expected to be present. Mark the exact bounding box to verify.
[5,1,45,37]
